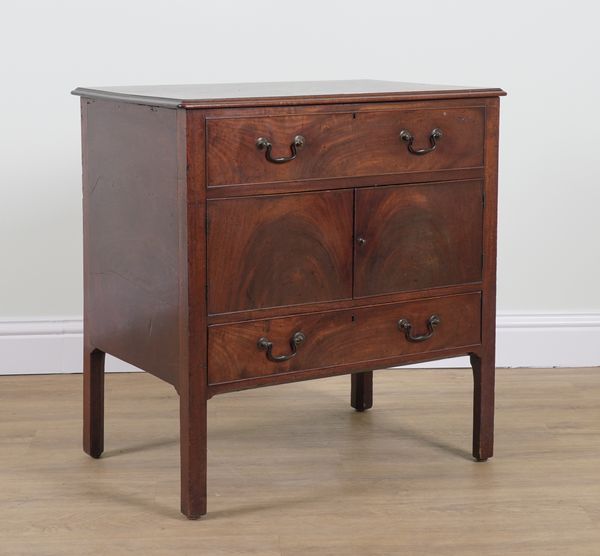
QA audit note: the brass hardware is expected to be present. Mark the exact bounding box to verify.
[257,331,306,362]
[399,128,443,155]
[397,314,441,342]
[357,237,367,246]
[256,135,305,164]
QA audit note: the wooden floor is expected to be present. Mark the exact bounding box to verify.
[2,368,600,555]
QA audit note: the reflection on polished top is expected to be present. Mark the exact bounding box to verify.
[72,79,506,108]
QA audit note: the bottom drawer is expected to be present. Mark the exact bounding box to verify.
[208,292,481,385]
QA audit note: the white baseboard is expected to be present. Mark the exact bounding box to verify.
[0,319,139,375]
[0,313,599,375]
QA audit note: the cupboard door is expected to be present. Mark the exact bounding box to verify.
[354,180,483,297]
[208,190,353,313]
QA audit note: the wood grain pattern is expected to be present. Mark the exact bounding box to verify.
[7,368,600,555]
[205,96,492,119]
[470,97,501,462]
[83,99,181,387]
[354,180,483,297]
[77,82,503,519]
[208,346,483,397]
[207,191,353,314]
[206,167,485,199]
[207,282,482,325]
[179,109,208,519]
[208,293,481,386]
[81,98,106,460]
[203,99,493,199]
[72,79,506,109]
[206,106,484,187]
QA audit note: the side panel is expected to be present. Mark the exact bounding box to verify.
[83,99,181,386]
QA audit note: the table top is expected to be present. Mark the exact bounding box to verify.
[72,79,506,109]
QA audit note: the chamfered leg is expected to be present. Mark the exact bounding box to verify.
[470,352,495,461]
[351,371,373,412]
[83,346,105,459]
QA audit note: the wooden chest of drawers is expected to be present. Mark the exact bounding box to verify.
[73,80,505,519]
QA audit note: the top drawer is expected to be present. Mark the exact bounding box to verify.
[206,106,485,187]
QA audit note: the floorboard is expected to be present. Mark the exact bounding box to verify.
[2,368,600,555]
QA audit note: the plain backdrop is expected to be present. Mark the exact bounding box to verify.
[1,0,599,321]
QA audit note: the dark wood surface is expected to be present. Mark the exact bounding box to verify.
[78,82,503,518]
[471,96,501,462]
[207,293,481,386]
[207,191,353,313]
[207,345,484,397]
[206,167,485,199]
[204,98,491,198]
[82,347,105,458]
[206,106,484,187]
[206,282,482,325]
[354,180,483,297]
[179,109,209,518]
[72,79,506,109]
[82,99,182,388]
[351,371,374,412]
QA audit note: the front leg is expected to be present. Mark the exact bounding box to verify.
[470,352,495,461]
[179,370,207,519]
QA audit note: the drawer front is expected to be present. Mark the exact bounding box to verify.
[208,293,481,385]
[206,106,485,187]
[207,190,354,314]
[354,180,483,297]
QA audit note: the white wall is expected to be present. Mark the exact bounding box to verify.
[1,0,599,371]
